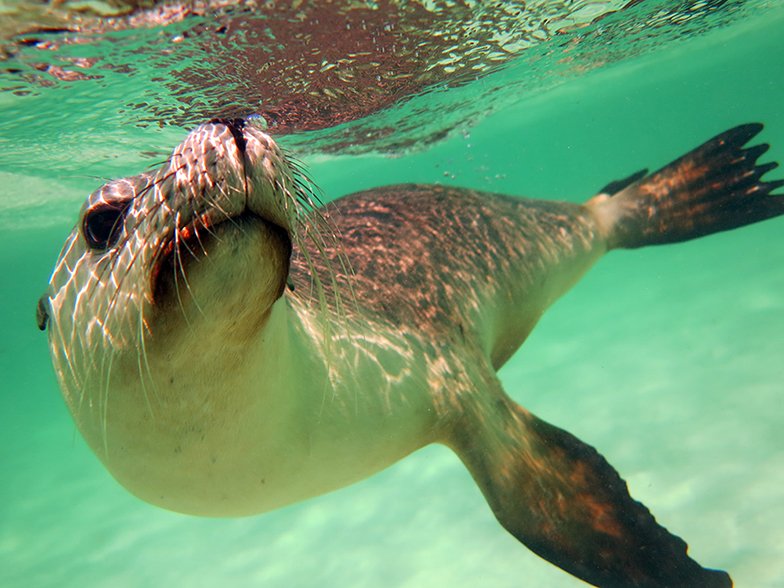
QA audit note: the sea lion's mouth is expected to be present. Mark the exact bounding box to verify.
[150,209,291,305]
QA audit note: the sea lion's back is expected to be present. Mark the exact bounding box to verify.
[289,183,599,361]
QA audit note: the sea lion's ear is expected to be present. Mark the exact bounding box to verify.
[448,385,731,588]
[36,295,49,331]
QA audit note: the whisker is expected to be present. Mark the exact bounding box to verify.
[95,169,184,324]
[173,217,206,320]
[99,343,115,456]
[137,294,159,419]
[90,173,173,288]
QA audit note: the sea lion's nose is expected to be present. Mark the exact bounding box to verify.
[208,117,248,154]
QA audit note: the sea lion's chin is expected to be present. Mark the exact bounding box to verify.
[150,213,292,336]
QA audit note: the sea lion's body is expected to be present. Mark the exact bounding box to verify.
[40,120,783,587]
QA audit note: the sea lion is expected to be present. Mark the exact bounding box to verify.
[38,118,783,587]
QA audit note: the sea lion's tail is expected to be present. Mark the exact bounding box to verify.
[449,379,733,587]
[587,123,784,250]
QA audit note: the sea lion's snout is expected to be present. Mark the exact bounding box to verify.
[142,118,299,312]
[208,117,249,154]
[169,117,301,235]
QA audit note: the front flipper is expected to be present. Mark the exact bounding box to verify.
[448,390,731,587]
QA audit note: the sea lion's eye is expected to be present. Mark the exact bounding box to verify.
[82,201,131,251]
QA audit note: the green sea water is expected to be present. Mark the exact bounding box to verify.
[2,3,784,588]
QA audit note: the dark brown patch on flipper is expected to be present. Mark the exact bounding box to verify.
[451,396,731,588]
[591,123,784,249]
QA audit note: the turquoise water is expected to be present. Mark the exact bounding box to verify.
[2,2,784,587]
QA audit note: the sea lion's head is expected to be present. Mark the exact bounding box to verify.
[38,119,319,478]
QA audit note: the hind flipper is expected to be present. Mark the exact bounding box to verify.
[588,123,784,250]
[448,385,731,588]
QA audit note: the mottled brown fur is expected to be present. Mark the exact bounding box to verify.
[291,184,599,367]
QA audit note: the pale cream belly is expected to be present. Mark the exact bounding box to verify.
[90,302,448,517]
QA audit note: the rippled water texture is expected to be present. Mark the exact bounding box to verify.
[0,1,777,166]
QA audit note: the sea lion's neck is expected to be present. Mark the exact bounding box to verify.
[91,294,438,517]
[76,298,304,515]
